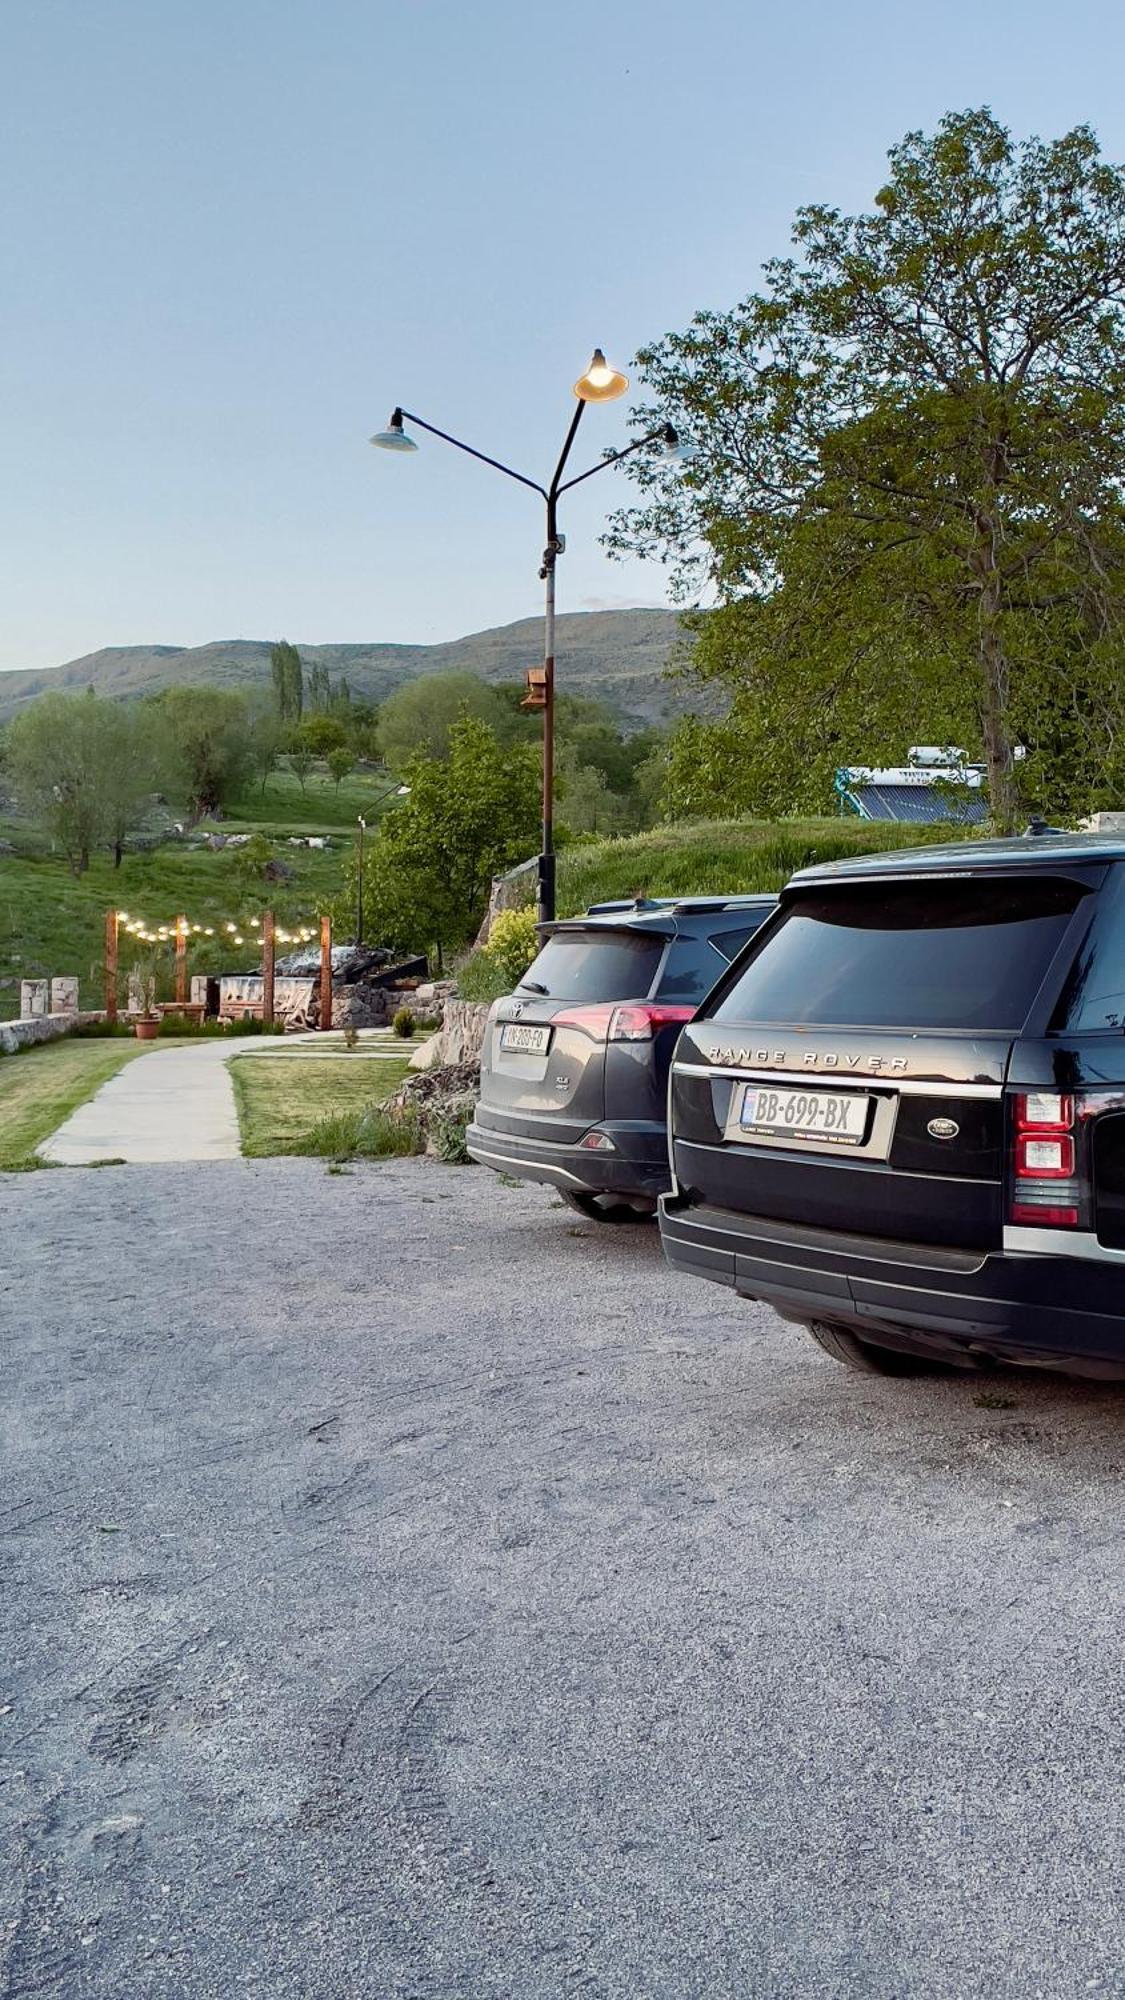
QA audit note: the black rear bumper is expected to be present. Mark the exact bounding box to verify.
[659,1196,1125,1370]
[466,1115,670,1201]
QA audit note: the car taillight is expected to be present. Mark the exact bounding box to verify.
[551,1002,695,1042]
[608,1003,695,1042]
[1010,1092,1081,1228]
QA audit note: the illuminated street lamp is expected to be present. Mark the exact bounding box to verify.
[370,351,693,922]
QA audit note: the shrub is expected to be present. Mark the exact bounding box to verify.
[429,1102,475,1164]
[457,905,540,1003]
[293,1102,426,1159]
[485,907,539,985]
[392,1007,416,1038]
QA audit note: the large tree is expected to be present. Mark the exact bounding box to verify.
[609,110,1125,829]
[341,716,539,965]
[157,686,255,818]
[269,640,304,723]
[6,691,111,874]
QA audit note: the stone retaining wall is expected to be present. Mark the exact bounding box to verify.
[0,1012,101,1056]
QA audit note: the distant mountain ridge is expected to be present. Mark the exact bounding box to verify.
[0,609,689,727]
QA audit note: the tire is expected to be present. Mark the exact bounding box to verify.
[806,1320,937,1376]
[560,1188,657,1225]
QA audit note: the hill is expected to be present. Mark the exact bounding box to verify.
[0,609,687,728]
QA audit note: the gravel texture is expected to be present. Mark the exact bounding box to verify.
[2,1157,1125,1998]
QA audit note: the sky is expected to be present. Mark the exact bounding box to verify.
[3,0,1125,674]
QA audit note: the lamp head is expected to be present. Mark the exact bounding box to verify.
[369,408,419,452]
[661,423,700,465]
[574,348,629,403]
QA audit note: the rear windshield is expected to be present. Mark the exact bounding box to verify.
[656,920,773,1001]
[711,876,1087,1033]
[518,928,664,1003]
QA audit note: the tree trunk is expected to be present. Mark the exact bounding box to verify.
[972,499,1020,835]
[113,840,123,869]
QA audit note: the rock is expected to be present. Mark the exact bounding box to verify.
[409,999,490,1071]
[333,985,393,1029]
[475,855,538,947]
[263,858,295,883]
[385,1061,480,1160]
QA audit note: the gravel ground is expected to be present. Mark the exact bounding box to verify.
[2,1158,1125,1999]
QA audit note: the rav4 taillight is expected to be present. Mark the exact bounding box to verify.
[551,1001,696,1042]
[1010,1092,1082,1228]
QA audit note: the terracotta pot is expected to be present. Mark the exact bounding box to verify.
[134,1018,161,1041]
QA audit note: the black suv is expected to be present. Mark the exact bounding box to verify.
[467,895,776,1220]
[661,836,1125,1376]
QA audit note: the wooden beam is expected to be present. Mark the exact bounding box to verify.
[319,915,333,1031]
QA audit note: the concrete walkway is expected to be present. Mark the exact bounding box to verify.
[40,1041,243,1165]
[38,1030,415,1166]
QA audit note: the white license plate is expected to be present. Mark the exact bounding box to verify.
[499,1023,552,1054]
[736,1083,871,1148]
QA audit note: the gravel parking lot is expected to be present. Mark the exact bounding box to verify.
[3,1158,1125,1998]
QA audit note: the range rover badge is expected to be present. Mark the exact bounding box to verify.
[927,1117,960,1140]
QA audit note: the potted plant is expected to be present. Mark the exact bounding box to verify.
[129,951,162,1041]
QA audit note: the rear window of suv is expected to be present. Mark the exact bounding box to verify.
[518,928,664,1002]
[710,875,1088,1033]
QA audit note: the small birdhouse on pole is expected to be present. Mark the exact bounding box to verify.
[521,666,549,710]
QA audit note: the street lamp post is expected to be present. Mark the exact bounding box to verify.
[370,351,693,924]
[356,816,366,944]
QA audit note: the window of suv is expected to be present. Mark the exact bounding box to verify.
[517,927,664,1002]
[656,921,772,1001]
[1051,864,1125,1031]
[711,875,1089,1033]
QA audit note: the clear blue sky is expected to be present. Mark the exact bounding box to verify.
[3,0,1124,672]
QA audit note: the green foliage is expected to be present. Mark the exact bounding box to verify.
[340,716,540,963]
[287,746,315,794]
[5,691,162,875]
[157,685,256,818]
[298,714,348,756]
[392,1006,416,1038]
[296,1103,426,1159]
[229,831,278,885]
[376,671,513,768]
[610,109,1125,830]
[429,1102,474,1164]
[270,640,304,722]
[482,907,539,986]
[555,816,975,910]
[326,747,354,792]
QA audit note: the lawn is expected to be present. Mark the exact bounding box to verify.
[0,1037,146,1170]
[555,814,974,910]
[230,1053,414,1156]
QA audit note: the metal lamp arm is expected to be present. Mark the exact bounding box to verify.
[555,425,672,497]
[396,410,547,499]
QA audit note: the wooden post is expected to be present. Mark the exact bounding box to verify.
[262,911,276,1028]
[105,910,119,1022]
[175,916,188,1005]
[319,914,333,1032]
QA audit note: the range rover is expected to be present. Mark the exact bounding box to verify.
[660,836,1125,1376]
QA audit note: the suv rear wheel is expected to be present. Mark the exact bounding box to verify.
[806,1321,938,1376]
[561,1189,656,1224]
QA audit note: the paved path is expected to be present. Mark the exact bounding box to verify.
[38,1031,412,1166]
[3,1158,1124,1998]
[40,1040,242,1164]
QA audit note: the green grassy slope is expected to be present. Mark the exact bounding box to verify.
[0,766,385,1017]
[556,816,972,911]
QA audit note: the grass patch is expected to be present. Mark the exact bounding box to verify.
[0,1037,147,1170]
[230,1054,414,1157]
[556,816,976,910]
